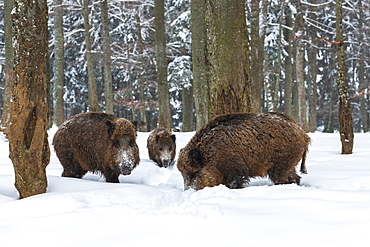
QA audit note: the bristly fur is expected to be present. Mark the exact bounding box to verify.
[177,112,310,190]
[53,112,140,183]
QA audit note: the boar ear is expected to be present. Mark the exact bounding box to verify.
[171,134,176,143]
[106,120,115,136]
[155,135,160,143]
[188,147,202,166]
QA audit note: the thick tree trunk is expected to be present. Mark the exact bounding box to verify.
[1,0,13,130]
[83,0,100,112]
[191,0,209,129]
[53,0,65,126]
[154,0,171,129]
[206,0,252,117]
[7,0,50,199]
[101,0,113,114]
[336,0,354,154]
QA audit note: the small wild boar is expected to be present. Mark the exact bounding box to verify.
[177,112,310,190]
[53,112,140,183]
[147,128,176,168]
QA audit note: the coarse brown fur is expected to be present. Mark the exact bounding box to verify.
[53,112,140,183]
[177,112,310,190]
[147,128,176,168]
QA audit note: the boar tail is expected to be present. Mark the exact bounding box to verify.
[300,150,308,174]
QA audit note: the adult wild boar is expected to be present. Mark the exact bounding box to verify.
[147,128,176,168]
[53,112,140,183]
[177,112,310,190]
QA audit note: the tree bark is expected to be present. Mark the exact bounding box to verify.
[182,85,194,131]
[101,0,113,114]
[294,0,308,131]
[191,0,209,129]
[83,0,100,112]
[1,0,14,131]
[249,0,265,113]
[206,0,252,117]
[336,0,354,154]
[357,0,369,133]
[53,0,65,126]
[283,5,293,117]
[154,0,171,129]
[7,0,50,199]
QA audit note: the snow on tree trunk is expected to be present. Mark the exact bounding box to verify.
[7,0,50,199]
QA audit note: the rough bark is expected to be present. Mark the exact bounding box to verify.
[249,0,265,113]
[101,0,113,114]
[336,0,354,154]
[53,0,65,126]
[206,0,252,117]
[154,0,171,129]
[83,0,100,112]
[357,0,369,133]
[191,0,209,129]
[182,85,194,131]
[294,0,308,131]
[283,6,293,117]
[1,0,14,130]
[7,0,50,199]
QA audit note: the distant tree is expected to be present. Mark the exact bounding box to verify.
[336,0,354,154]
[101,0,113,114]
[52,0,65,126]
[7,0,50,199]
[83,0,99,112]
[249,0,266,113]
[1,0,13,130]
[206,0,252,116]
[190,0,209,129]
[154,0,171,128]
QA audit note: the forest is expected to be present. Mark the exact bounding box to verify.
[0,0,369,132]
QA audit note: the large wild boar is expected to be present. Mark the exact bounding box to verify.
[53,112,140,183]
[147,128,176,168]
[177,112,310,190]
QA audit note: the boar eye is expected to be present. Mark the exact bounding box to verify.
[159,147,163,151]
[169,147,172,152]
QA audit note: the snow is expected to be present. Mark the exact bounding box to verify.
[0,128,370,246]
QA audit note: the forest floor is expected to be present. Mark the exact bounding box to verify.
[0,128,369,247]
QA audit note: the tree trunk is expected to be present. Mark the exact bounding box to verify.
[206,0,252,117]
[294,0,308,131]
[249,0,265,113]
[7,0,50,199]
[182,85,194,131]
[357,0,369,133]
[101,0,113,114]
[53,0,65,126]
[283,5,293,117]
[1,0,14,131]
[191,0,209,129]
[307,0,318,132]
[83,0,100,112]
[154,0,171,129]
[336,0,354,154]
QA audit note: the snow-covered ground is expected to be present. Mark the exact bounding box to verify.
[0,127,369,247]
